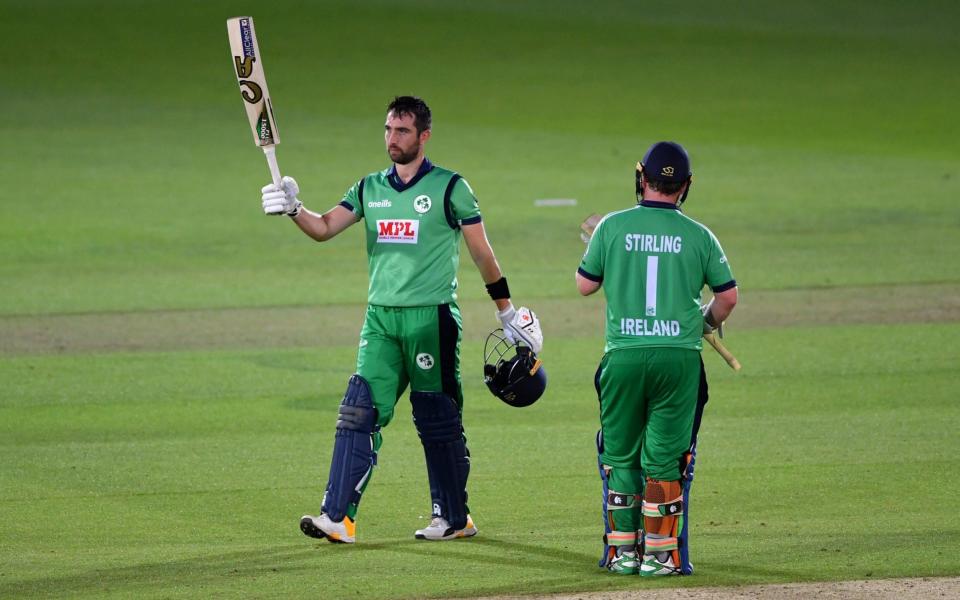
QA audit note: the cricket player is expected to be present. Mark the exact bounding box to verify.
[576,141,737,576]
[260,96,543,544]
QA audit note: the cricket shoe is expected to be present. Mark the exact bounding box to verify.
[639,552,682,577]
[300,513,355,544]
[414,515,478,541]
[606,548,640,575]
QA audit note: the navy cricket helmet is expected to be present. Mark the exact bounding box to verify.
[483,329,547,408]
[636,141,693,204]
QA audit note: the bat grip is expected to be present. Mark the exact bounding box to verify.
[263,145,282,187]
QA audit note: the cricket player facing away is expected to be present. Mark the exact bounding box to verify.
[576,142,737,576]
[260,96,543,544]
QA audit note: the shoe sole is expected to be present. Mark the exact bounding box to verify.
[300,517,327,540]
[639,567,681,577]
[414,528,478,541]
[300,516,355,544]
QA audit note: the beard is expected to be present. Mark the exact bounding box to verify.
[388,141,420,165]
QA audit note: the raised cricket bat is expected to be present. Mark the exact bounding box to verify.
[703,331,741,371]
[580,213,602,243]
[226,16,282,187]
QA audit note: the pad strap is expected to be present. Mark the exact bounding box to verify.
[607,489,640,510]
[645,534,679,552]
[607,530,637,547]
[642,496,683,518]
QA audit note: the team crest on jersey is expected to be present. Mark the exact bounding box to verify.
[416,353,435,370]
[413,195,432,214]
[376,219,420,244]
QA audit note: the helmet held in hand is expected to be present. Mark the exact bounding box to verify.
[483,329,547,408]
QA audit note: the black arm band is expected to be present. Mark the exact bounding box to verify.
[485,277,511,300]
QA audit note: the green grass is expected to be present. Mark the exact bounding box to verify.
[1,0,959,597]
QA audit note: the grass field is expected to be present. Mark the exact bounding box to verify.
[2,1,959,598]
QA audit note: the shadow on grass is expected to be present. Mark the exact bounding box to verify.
[354,535,597,571]
[0,543,313,597]
[6,529,944,598]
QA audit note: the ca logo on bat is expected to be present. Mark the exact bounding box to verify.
[233,56,263,104]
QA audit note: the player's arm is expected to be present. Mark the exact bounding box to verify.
[702,229,738,329]
[703,287,738,329]
[261,176,359,241]
[463,222,543,353]
[575,272,601,296]
[290,205,358,242]
[462,222,509,310]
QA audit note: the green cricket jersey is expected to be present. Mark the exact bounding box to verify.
[578,200,735,352]
[339,159,482,307]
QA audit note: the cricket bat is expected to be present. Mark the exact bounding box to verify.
[703,331,741,371]
[226,16,282,187]
[580,213,602,243]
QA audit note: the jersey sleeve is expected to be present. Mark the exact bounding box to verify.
[704,229,736,291]
[577,218,605,282]
[449,177,481,225]
[338,179,365,219]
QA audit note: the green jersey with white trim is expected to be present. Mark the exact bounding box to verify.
[578,201,735,352]
[339,159,481,307]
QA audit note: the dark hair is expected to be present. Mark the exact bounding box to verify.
[387,96,432,134]
[645,178,686,196]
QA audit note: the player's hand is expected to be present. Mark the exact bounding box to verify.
[580,213,602,244]
[497,303,543,354]
[261,176,303,217]
[701,302,724,338]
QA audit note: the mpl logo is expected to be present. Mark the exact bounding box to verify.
[376,219,419,244]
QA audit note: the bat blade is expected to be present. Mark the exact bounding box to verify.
[580,213,602,243]
[227,16,280,148]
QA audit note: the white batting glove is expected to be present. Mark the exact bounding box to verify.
[261,175,302,217]
[497,303,543,354]
[701,301,724,338]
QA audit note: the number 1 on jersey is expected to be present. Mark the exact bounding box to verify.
[645,256,658,316]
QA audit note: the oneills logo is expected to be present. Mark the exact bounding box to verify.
[661,166,675,177]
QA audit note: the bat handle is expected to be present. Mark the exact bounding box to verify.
[263,145,282,187]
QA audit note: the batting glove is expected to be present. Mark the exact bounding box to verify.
[261,175,302,217]
[701,302,724,338]
[497,303,544,354]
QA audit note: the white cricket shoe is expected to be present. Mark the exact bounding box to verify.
[414,514,478,541]
[300,513,356,544]
[639,552,682,577]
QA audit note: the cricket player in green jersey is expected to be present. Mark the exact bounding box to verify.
[576,141,738,576]
[260,96,543,544]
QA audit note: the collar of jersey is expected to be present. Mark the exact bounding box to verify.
[639,200,681,211]
[387,158,434,192]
